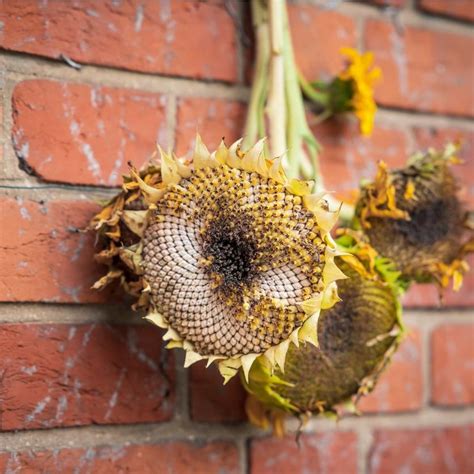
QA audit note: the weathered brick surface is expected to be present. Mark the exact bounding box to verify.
[314,119,408,202]
[412,125,474,206]
[250,431,358,474]
[358,328,423,413]
[0,441,239,473]
[175,97,246,157]
[0,323,174,431]
[189,361,246,423]
[419,0,474,22]
[1,0,473,469]
[289,4,356,81]
[12,80,167,186]
[431,323,474,406]
[0,1,237,82]
[369,426,474,474]
[0,197,110,303]
[364,20,474,116]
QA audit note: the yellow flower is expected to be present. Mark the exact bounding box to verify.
[339,47,381,136]
[90,135,345,382]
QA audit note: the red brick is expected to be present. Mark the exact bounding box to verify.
[369,426,474,474]
[431,323,474,406]
[289,5,357,81]
[0,323,174,431]
[175,97,246,157]
[419,0,474,22]
[358,327,423,413]
[189,361,246,423]
[364,20,474,116]
[12,80,167,186]
[313,118,408,202]
[250,431,357,474]
[0,441,239,473]
[413,126,474,206]
[403,255,474,308]
[0,197,113,303]
[0,1,237,82]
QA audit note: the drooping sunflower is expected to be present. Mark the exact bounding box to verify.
[90,136,344,381]
[300,47,381,137]
[338,47,381,137]
[242,230,404,434]
[354,144,473,290]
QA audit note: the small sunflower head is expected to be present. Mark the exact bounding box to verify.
[90,136,344,382]
[242,239,404,432]
[337,47,381,136]
[355,144,473,290]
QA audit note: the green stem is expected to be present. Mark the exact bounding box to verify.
[266,0,287,159]
[281,3,321,183]
[243,0,270,150]
[298,71,330,107]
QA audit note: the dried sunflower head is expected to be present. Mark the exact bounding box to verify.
[90,136,344,381]
[242,232,404,434]
[354,144,473,290]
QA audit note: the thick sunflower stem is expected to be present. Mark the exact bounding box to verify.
[243,0,270,150]
[266,0,287,160]
[245,0,354,221]
[281,3,320,184]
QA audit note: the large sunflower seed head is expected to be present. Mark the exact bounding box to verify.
[354,144,473,289]
[242,247,404,432]
[90,136,344,381]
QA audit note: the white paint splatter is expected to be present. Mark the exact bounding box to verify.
[104,367,127,420]
[68,327,77,341]
[19,206,31,220]
[127,330,158,371]
[160,0,171,23]
[55,394,68,422]
[390,29,408,95]
[19,142,29,159]
[26,395,52,423]
[81,143,102,180]
[21,365,37,375]
[134,4,144,32]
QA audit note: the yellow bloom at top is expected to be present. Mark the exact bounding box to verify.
[339,47,382,136]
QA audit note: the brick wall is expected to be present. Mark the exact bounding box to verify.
[0,1,472,473]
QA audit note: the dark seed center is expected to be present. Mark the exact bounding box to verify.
[394,197,459,246]
[204,218,257,289]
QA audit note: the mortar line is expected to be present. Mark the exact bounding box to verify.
[0,420,260,453]
[421,319,432,408]
[3,54,249,102]
[172,350,190,423]
[166,93,177,151]
[356,424,373,474]
[1,406,473,453]
[0,304,145,325]
[236,437,250,474]
[304,0,474,36]
[0,304,472,325]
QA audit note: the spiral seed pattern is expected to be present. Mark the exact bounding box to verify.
[143,165,327,357]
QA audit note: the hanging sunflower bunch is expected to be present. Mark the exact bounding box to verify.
[354,144,474,291]
[87,0,471,439]
[90,136,345,382]
[242,229,405,435]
